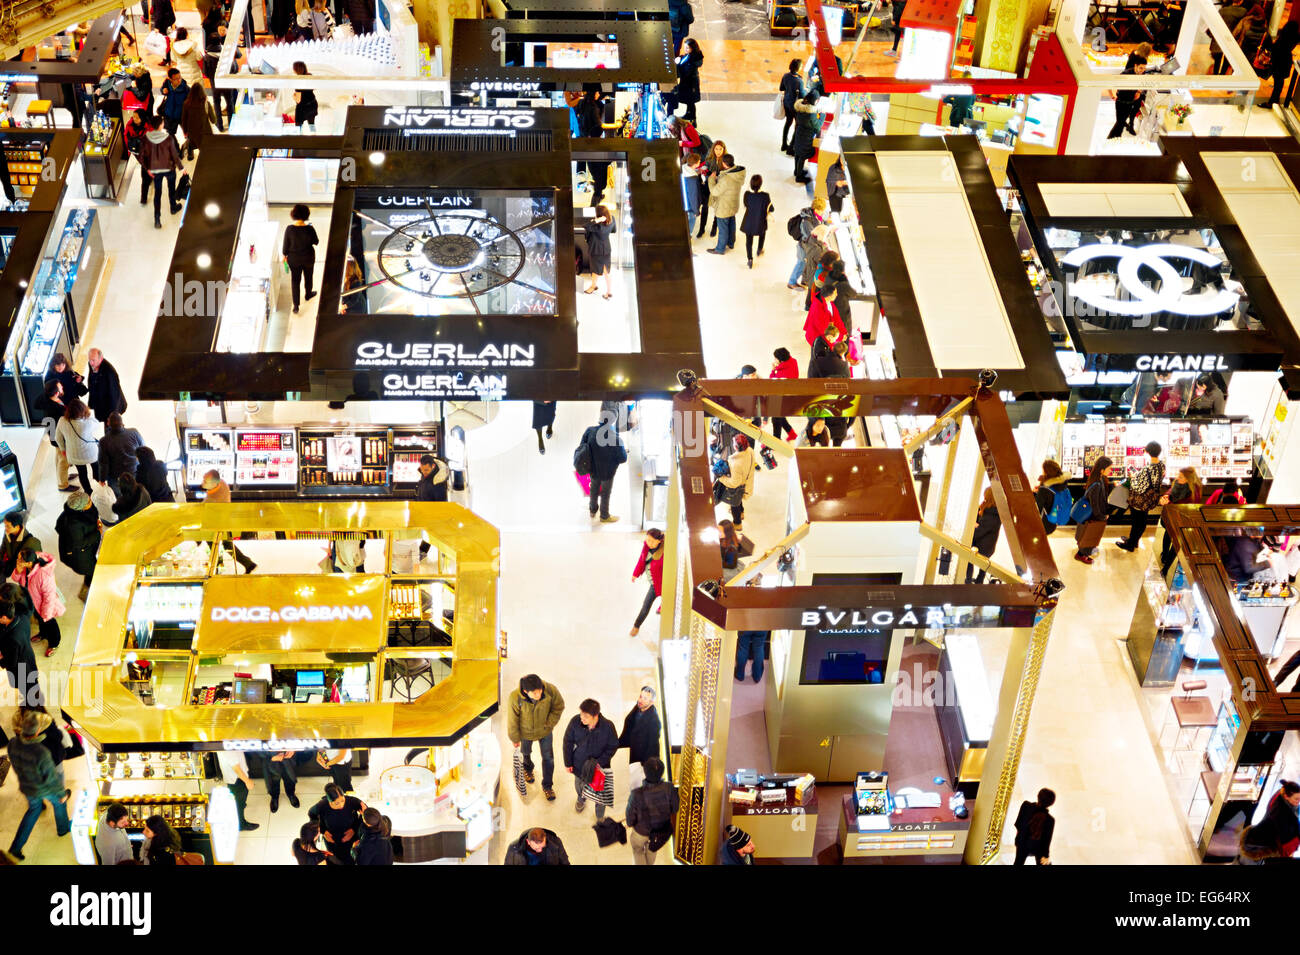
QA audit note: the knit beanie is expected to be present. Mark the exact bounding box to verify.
[725,824,750,850]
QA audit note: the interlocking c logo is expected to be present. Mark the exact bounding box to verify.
[1061,243,1239,319]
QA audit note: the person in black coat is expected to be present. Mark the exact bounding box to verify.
[353,808,393,865]
[779,58,804,154]
[0,598,40,706]
[739,175,773,269]
[153,0,177,42]
[1013,788,1056,865]
[532,400,556,456]
[791,91,821,183]
[111,473,152,523]
[55,492,100,599]
[85,350,125,424]
[344,0,374,34]
[503,827,570,865]
[1265,21,1300,108]
[97,413,143,495]
[44,353,86,404]
[1107,55,1148,139]
[673,39,703,123]
[562,699,619,818]
[581,416,627,522]
[809,335,850,379]
[135,446,174,503]
[618,687,661,786]
[667,0,693,54]
[966,488,1002,583]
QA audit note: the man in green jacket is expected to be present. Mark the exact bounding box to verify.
[507,674,565,801]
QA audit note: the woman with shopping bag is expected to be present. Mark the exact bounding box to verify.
[1073,456,1113,566]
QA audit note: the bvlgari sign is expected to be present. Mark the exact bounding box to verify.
[799,605,1029,630]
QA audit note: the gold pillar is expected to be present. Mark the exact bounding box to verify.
[965,606,1056,864]
[972,0,1051,74]
[673,613,733,865]
[659,444,682,646]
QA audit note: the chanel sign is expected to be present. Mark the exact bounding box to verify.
[1061,243,1239,320]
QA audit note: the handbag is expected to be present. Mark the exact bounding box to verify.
[593,817,627,848]
[175,173,191,200]
[62,723,85,760]
[144,30,169,56]
[1108,484,1130,509]
[511,748,527,798]
[772,91,785,120]
[1075,520,1106,550]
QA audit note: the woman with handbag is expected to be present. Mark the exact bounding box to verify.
[673,38,703,124]
[714,434,756,530]
[629,529,664,637]
[1073,456,1113,565]
[1116,441,1165,553]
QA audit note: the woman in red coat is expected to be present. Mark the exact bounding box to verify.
[630,529,665,637]
[803,284,844,361]
[769,347,799,441]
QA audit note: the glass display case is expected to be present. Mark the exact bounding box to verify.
[299,427,391,494]
[1060,415,1254,482]
[233,427,298,487]
[1126,554,1214,685]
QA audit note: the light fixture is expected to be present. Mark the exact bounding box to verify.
[196,252,212,269]
[369,151,385,166]
[204,202,220,218]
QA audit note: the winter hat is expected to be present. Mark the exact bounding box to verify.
[725,824,751,850]
[68,491,92,511]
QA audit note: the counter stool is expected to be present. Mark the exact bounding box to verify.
[25,99,54,127]
[1162,679,1218,754]
[387,657,434,702]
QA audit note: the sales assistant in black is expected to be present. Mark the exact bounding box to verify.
[619,686,661,789]
[308,783,366,865]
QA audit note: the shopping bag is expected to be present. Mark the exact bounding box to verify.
[1107,484,1130,509]
[1075,520,1106,550]
[511,748,527,798]
[144,30,169,57]
[772,92,785,120]
[574,470,591,496]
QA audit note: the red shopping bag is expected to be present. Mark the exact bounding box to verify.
[574,470,592,496]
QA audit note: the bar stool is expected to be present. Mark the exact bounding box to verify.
[25,99,54,128]
[1162,679,1218,754]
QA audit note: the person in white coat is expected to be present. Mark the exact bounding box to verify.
[54,398,100,495]
[715,434,756,530]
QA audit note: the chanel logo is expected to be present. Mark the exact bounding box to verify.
[1061,243,1239,319]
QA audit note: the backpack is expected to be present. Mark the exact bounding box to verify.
[787,212,805,241]
[642,783,675,851]
[1069,491,1093,525]
[573,432,593,476]
[696,131,713,157]
[1048,486,1073,528]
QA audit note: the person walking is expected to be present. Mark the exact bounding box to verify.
[787,198,827,289]
[504,827,570,865]
[1263,21,1300,109]
[1073,456,1113,565]
[579,413,628,523]
[1159,466,1202,575]
[714,434,756,529]
[618,686,661,791]
[283,203,319,314]
[1012,788,1056,865]
[86,349,126,424]
[10,544,65,658]
[739,174,773,268]
[884,0,907,56]
[95,803,134,865]
[582,204,615,299]
[792,91,822,183]
[734,629,768,683]
[308,783,365,864]
[769,347,799,441]
[180,81,214,161]
[626,756,678,865]
[720,824,756,864]
[56,399,100,495]
[5,709,70,860]
[779,59,805,154]
[532,400,556,455]
[125,109,152,207]
[96,412,143,496]
[630,529,664,637]
[706,154,746,256]
[965,487,1002,583]
[215,747,259,831]
[562,698,619,818]
[353,808,394,865]
[111,473,152,523]
[158,68,189,137]
[1117,441,1165,553]
[1107,54,1148,139]
[673,38,703,124]
[135,447,175,503]
[141,115,184,228]
[506,673,565,802]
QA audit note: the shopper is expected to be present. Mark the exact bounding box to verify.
[96,802,133,865]
[1233,6,1269,64]
[1117,441,1165,553]
[10,544,64,658]
[1185,373,1227,416]
[965,487,1002,584]
[141,115,184,228]
[1206,478,1246,506]
[767,348,799,440]
[718,519,745,575]
[96,412,143,496]
[779,59,805,154]
[142,814,181,866]
[630,529,665,637]
[721,824,756,865]
[45,353,86,406]
[804,284,845,358]
[737,173,773,269]
[697,139,727,239]
[1263,21,1300,109]
[791,91,822,184]
[204,26,237,130]
[506,674,565,802]
[6,709,70,861]
[786,199,825,289]
[292,62,318,129]
[124,108,152,206]
[171,27,203,87]
[1034,460,1070,534]
[1238,781,1300,863]
[825,157,850,214]
[1107,54,1148,139]
[415,453,450,503]
[680,149,703,236]
[55,494,99,604]
[1159,466,1202,574]
[0,511,39,582]
[504,827,570,865]
[179,82,214,161]
[1073,456,1113,565]
[562,698,619,818]
[292,821,338,865]
[705,154,745,256]
[283,203,319,314]
[0,594,39,706]
[158,68,188,137]
[127,63,154,115]
[111,473,152,523]
[315,746,353,793]
[734,629,768,683]
[809,334,850,380]
[667,0,693,53]
[215,747,259,831]
[672,38,703,124]
[625,756,678,865]
[353,808,394,865]
[801,418,832,447]
[714,434,756,529]
[298,0,335,39]
[341,256,368,313]
[152,0,176,37]
[618,686,661,791]
[579,414,628,523]
[135,446,174,503]
[56,399,100,495]
[582,204,615,299]
[1013,788,1056,865]
[308,783,365,864]
[531,400,556,455]
[262,749,299,813]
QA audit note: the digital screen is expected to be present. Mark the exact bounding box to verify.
[232,679,268,703]
[236,430,294,453]
[1060,416,1253,480]
[326,435,363,472]
[184,428,234,487]
[296,670,324,687]
[504,35,619,69]
[234,429,298,487]
[800,573,897,685]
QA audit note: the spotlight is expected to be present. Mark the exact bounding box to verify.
[1034,577,1065,601]
[677,369,699,389]
[978,368,999,390]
